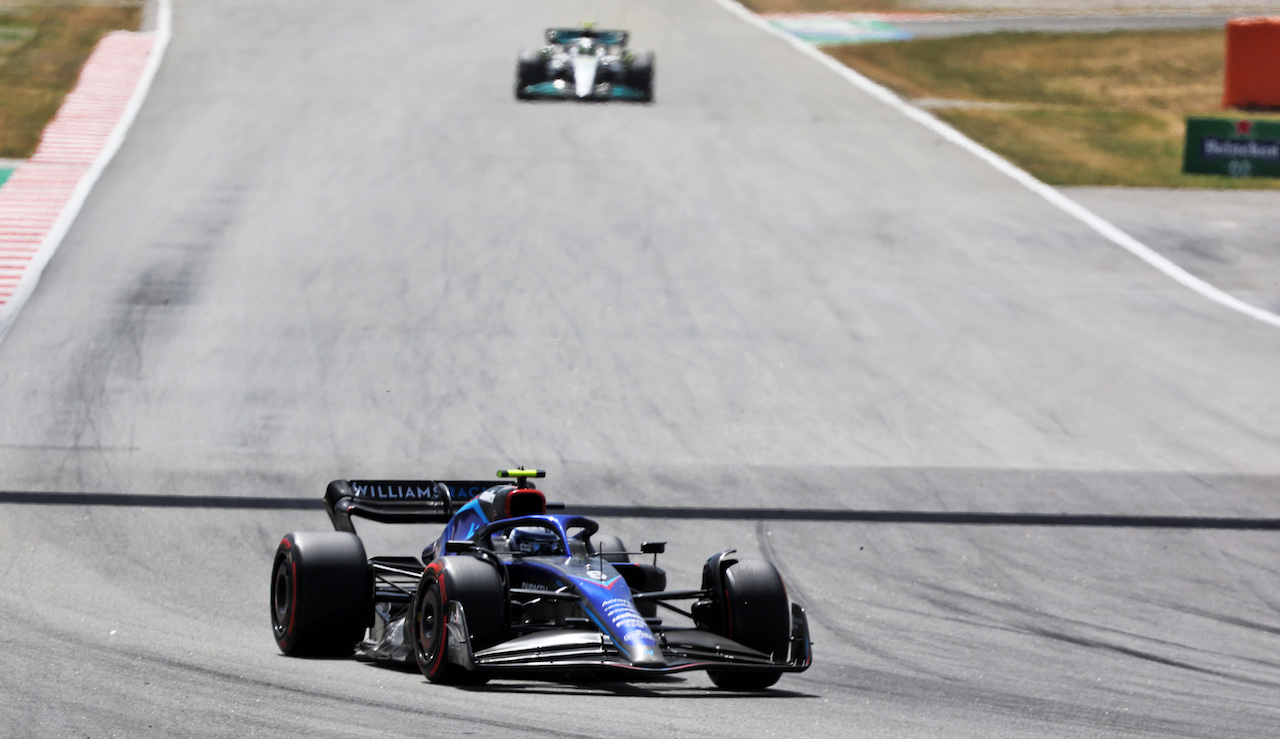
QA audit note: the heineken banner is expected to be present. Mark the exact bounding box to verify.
[1183,117,1280,177]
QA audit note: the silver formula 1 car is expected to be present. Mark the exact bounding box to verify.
[270,470,811,689]
[515,27,654,102]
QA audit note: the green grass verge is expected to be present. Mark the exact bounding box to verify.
[828,29,1280,189]
[0,3,141,159]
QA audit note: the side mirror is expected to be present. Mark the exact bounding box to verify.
[444,540,474,554]
[640,541,666,555]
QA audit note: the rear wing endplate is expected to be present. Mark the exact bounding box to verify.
[324,479,499,534]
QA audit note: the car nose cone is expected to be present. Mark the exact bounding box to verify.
[629,645,666,667]
[572,55,599,98]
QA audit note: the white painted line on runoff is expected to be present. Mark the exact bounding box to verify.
[715,0,1280,330]
[0,0,173,342]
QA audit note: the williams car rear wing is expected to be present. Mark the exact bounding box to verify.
[324,479,498,534]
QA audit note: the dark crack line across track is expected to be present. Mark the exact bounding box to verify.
[0,491,318,509]
[569,506,1280,529]
[2,491,1279,529]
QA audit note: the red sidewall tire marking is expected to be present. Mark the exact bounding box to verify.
[428,575,449,678]
[287,552,298,643]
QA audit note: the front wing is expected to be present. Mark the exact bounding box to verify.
[518,80,648,102]
[444,602,813,677]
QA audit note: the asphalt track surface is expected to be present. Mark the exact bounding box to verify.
[1,0,1279,735]
[1066,187,1280,317]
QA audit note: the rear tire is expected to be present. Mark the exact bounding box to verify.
[516,48,545,100]
[626,51,654,102]
[706,559,788,691]
[270,532,371,657]
[413,556,507,684]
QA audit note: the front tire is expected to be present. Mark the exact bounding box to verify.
[593,534,630,563]
[413,556,507,684]
[270,531,371,657]
[626,50,654,102]
[706,559,789,691]
[515,48,545,100]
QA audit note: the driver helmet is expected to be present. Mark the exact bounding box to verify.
[575,38,594,54]
[509,526,563,556]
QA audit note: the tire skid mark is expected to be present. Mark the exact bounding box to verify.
[4,619,603,737]
[784,665,1198,736]
[753,520,949,680]
[917,582,1280,688]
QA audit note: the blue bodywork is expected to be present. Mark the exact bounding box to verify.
[325,476,811,680]
[427,489,495,555]
[500,517,662,666]
[427,492,662,666]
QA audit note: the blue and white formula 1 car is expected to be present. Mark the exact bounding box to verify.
[270,470,811,689]
[515,27,654,102]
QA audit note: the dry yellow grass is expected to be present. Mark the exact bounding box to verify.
[828,30,1228,110]
[829,30,1280,187]
[743,0,903,12]
[0,3,141,158]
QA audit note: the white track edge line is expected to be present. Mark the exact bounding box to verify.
[714,0,1280,330]
[0,0,173,343]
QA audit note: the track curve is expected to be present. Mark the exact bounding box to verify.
[1,0,1277,736]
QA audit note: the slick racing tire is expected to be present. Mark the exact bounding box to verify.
[515,48,545,100]
[271,531,371,657]
[413,556,507,685]
[707,559,789,691]
[625,50,654,102]
[593,535,630,563]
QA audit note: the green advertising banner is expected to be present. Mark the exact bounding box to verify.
[1183,117,1280,177]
